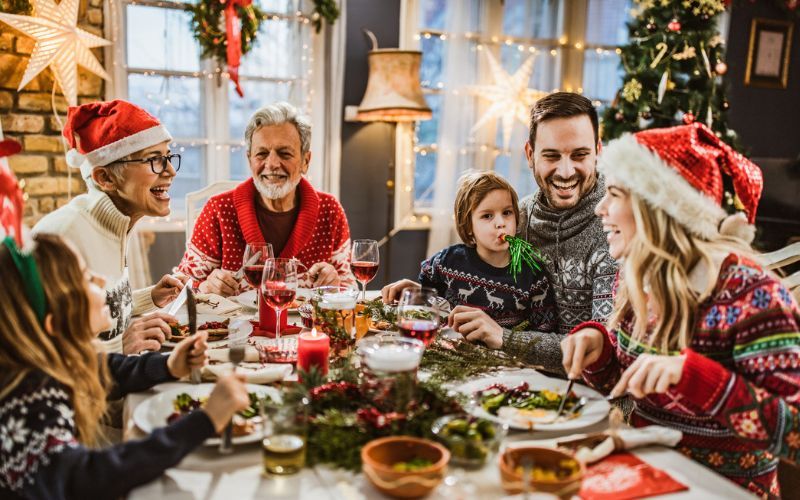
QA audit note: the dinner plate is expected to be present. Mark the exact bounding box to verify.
[163,314,230,348]
[133,383,281,445]
[455,371,610,431]
[233,289,312,311]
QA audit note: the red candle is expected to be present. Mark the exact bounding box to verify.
[297,329,330,377]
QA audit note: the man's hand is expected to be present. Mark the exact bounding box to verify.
[561,328,606,380]
[198,269,241,297]
[203,373,250,433]
[151,273,189,308]
[167,331,208,379]
[448,305,503,349]
[307,262,339,287]
[610,354,686,399]
[122,312,177,354]
[381,279,421,303]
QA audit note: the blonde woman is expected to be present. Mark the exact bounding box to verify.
[0,233,250,499]
[561,123,799,499]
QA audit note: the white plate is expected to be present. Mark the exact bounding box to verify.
[133,383,281,445]
[163,314,231,348]
[456,372,609,431]
[234,289,312,311]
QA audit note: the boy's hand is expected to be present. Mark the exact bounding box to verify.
[381,279,421,303]
[448,305,503,349]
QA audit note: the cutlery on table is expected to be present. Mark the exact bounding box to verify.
[219,341,246,454]
[555,379,575,420]
[187,287,202,384]
[233,250,262,281]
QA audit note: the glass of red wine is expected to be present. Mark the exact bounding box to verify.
[243,243,274,317]
[351,239,379,302]
[396,287,441,346]
[261,258,298,340]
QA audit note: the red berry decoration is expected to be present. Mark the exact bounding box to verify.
[683,112,696,124]
[667,19,681,32]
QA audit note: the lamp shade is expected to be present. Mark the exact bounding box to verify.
[356,49,432,122]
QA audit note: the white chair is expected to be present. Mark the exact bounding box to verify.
[185,181,239,241]
[761,241,800,270]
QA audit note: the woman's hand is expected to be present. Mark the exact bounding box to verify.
[610,354,686,399]
[381,279,421,303]
[449,305,503,349]
[203,373,250,433]
[167,331,208,379]
[198,269,241,297]
[307,262,339,287]
[561,328,605,380]
[151,273,188,308]
[122,312,176,354]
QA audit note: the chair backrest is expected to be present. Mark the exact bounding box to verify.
[761,241,800,271]
[185,181,240,241]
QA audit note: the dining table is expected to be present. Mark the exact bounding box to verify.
[124,290,756,500]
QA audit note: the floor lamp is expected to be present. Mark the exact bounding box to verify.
[353,31,431,284]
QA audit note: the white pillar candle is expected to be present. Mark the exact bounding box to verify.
[365,345,422,373]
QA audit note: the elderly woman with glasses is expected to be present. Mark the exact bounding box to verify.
[34,100,187,355]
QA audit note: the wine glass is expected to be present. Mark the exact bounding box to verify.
[396,287,441,346]
[243,243,274,316]
[261,258,298,340]
[351,239,379,302]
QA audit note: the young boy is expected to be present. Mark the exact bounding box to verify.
[384,171,555,331]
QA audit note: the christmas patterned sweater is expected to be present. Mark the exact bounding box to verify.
[576,254,800,499]
[0,353,215,499]
[420,244,557,332]
[177,177,354,289]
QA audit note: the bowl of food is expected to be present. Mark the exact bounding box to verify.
[361,436,449,498]
[431,414,507,469]
[499,446,583,499]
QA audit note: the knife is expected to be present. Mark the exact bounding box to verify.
[555,379,575,419]
[187,286,202,384]
[233,250,262,281]
[167,278,193,316]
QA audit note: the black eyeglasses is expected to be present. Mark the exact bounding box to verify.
[113,154,181,174]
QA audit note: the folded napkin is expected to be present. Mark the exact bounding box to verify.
[508,425,682,464]
[203,362,292,384]
[208,345,261,363]
[196,293,242,315]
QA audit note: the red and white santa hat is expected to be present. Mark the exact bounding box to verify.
[599,122,763,242]
[0,138,25,246]
[63,100,172,181]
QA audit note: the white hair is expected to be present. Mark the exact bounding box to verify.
[244,102,311,155]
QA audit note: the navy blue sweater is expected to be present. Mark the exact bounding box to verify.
[0,353,215,499]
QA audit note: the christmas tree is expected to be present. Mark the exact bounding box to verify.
[601,0,741,150]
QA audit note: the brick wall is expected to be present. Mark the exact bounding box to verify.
[0,0,105,225]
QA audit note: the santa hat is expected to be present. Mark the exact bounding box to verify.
[62,100,172,180]
[0,138,25,246]
[599,122,763,242]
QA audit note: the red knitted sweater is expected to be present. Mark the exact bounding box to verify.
[178,178,354,289]
[575,254,800,499]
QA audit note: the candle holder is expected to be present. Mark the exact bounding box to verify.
[256,337,298,364]
[357,335,425,414]
[311,286,359,358]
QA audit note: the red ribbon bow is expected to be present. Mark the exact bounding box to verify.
[224,0,252,98]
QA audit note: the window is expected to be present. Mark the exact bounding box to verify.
[111,0,317,215]
[400,0,633,235]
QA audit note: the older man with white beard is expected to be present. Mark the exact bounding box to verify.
[178,102,354,296]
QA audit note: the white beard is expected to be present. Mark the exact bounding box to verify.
[254,174,301,200]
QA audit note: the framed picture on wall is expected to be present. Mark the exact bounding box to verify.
[745,18,794,89]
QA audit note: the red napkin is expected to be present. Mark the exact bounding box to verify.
[579,453,688,499]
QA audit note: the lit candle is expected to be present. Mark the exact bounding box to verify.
[365,345,422,373]
[297,328,330,377]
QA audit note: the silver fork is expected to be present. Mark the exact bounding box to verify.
[219,343,246,454]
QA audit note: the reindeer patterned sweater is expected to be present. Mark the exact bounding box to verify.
[419,244,556,333]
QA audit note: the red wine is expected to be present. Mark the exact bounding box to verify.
[397,319,439,346]
[243,265,264,287]
[352,261,379,283]
[263,288,296,310]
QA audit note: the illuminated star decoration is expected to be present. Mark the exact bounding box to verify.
[0,0,111,107]
[467,51,548,149]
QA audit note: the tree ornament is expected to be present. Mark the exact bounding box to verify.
[715,61,728,75]
[622,78,643,103]
[683,112,696,124]
[615,111,624,121]
[646,19,657,32]
[667,19,681,32]
[674,110,685,122]
[722,100,730,110]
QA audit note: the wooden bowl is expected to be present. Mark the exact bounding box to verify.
[499,446,584,499]
[361,436,449,498]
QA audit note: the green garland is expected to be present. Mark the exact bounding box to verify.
[311,0,340,33]
[185,0,267,65]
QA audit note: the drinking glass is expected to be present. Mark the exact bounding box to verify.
[351,239,379,302]
[396,287,441,346]
[261,397,309,475]
[243,243,274,316]
[311,285,358,356]
[261,258,298,340]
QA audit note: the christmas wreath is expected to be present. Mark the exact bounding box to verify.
[185,0,266,68]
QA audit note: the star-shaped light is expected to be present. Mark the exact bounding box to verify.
[0,0,111,106]
[467,51,548,149]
